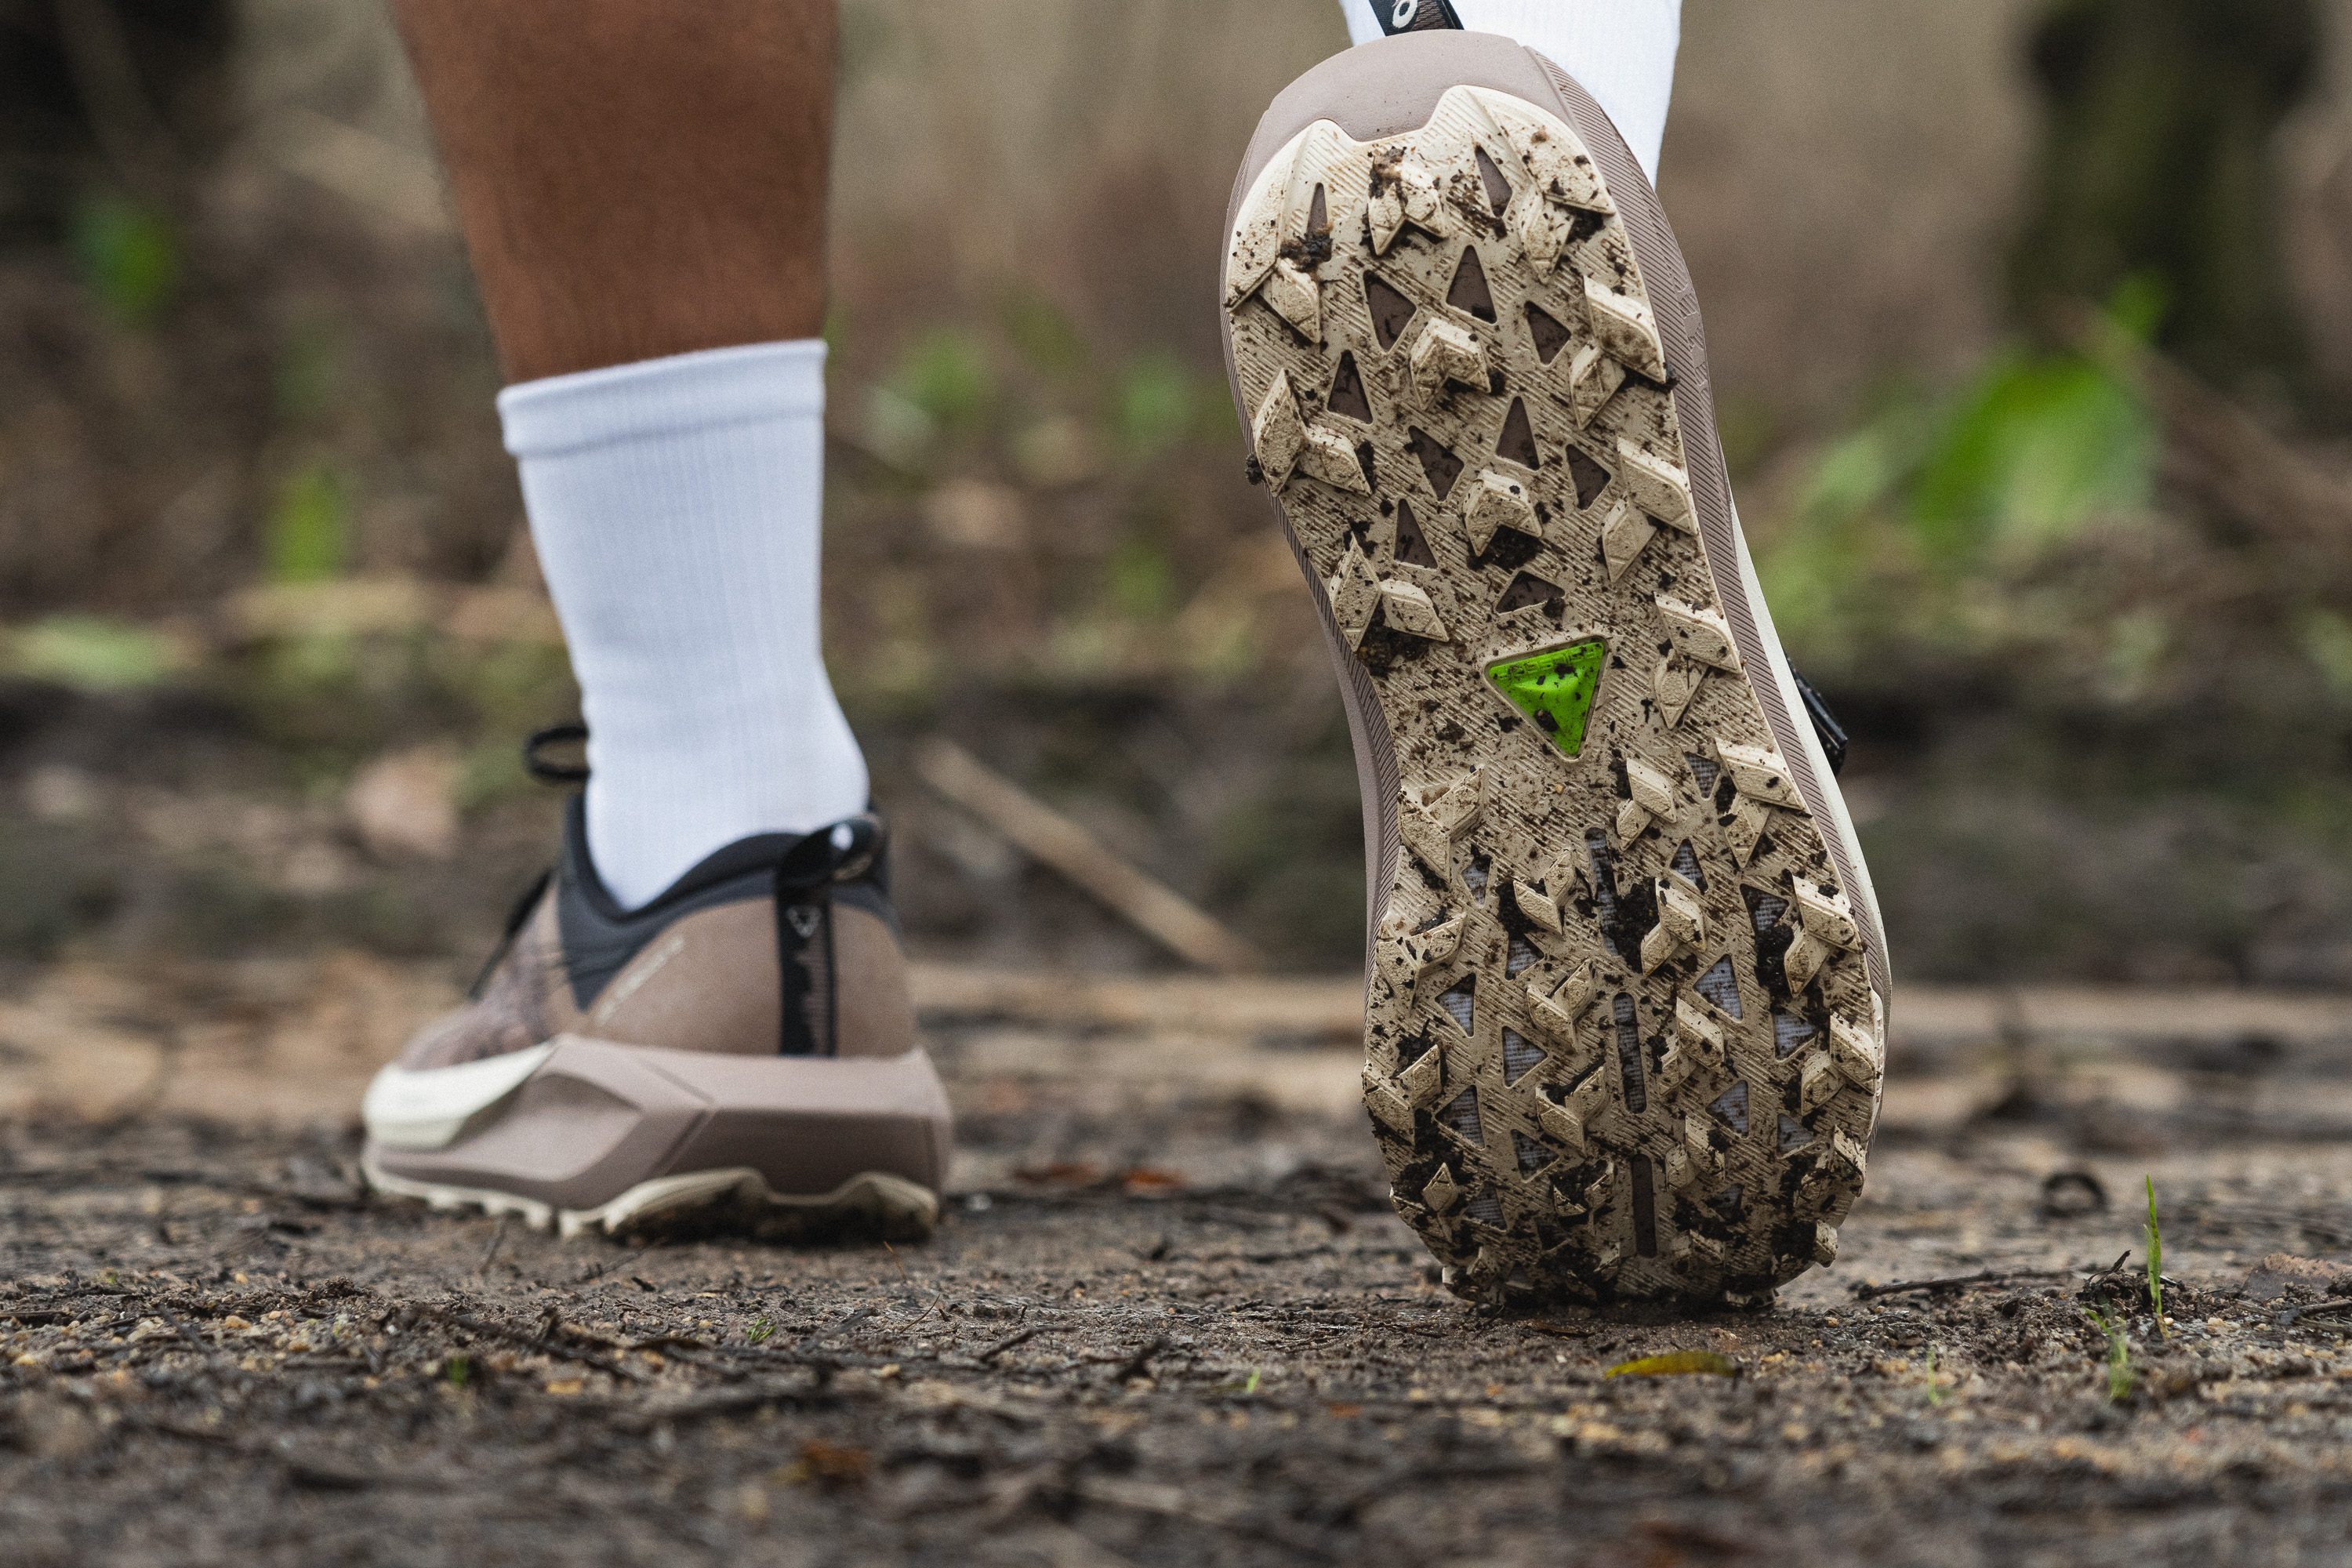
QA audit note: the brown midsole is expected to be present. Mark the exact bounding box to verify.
[365,1036,953,1212]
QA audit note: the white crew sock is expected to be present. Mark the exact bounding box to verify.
[1339,1,1682,183]
[498,339,867,909]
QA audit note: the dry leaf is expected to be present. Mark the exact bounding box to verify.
[1604,1350,1739,1379]
[785,1439,871,1487]
[1011,1161,1103,1187]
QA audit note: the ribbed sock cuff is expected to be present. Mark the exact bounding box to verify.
[497,339,827,459]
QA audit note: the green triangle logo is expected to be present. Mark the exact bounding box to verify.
[1487,640,1607,757]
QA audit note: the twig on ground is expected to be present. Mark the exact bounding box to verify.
[2274,1296,2352,1329]
[976,1324,1042,1364]
[120,1413,241,1448]
[913,739,1258,974]
[262,108,455,235]
[1520,1320,1592,1341]
[797,1305,875,1356]
[407,1302,645,1383]
[283,1455,462,1493]
[1853,1266,2076,1301]
[474,1218,510,1276]
[1068,1475,1339,1564]
[151,1304,214,1359]
[1109,1336,1171,1383]
[612,1377,829,1434]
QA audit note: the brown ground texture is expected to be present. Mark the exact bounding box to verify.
[6,963,2352,1567]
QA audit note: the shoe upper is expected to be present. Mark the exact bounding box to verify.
[396,796,917,1073]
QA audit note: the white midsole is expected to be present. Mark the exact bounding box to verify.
[359,1156,940,1240]
[361,1042,557,1150]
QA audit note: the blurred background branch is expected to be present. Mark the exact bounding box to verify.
[5,0,2352,989]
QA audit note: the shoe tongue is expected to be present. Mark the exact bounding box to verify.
[561,795,804,920]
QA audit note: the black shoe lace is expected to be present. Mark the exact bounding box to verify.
[470,867,551,998]
[1791,671,1849,777]
[523,723,591,784]
[464,724,586,996]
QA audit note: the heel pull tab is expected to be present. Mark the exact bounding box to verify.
[773,815,885,1055]
[1377,0,1464,35]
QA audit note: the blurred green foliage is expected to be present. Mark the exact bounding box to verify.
[1907,347,2156,561]
[862,325,997,471]
[1761,286,2163,666]
[853,297,1232,482]
[69,192,178,326]
[267,463,350,583]
[1114,351,1196,457]
[226,622,575,811]
[1112,350,1234,456]
[2297,609,2352,698]
[5,615,179,691]
[1001,292,1089,380]
[1105,532,1177,621]
[895,326,995,432]
[274,319,347,426]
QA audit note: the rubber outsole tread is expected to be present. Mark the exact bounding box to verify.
[1225,85,1884,1305]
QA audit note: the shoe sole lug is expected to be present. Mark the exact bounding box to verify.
[1224,74,1885,1305]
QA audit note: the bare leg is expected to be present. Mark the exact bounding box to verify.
[390,0,837,382]
[358,0,936,1240]
[389,0,869,909]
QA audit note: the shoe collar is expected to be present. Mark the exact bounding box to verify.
[554,796,889,1018]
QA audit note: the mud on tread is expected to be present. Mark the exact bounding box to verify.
[1225,86,1884,1304]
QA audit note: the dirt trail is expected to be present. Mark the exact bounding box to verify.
[6,967,2352,1566]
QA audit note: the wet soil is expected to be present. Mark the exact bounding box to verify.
[8,1009,2352,1568]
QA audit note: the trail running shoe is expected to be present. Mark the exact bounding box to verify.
[1222,30,1890,1305]
[361,769,951,1240]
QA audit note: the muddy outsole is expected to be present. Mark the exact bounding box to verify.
[1225,83,1884,1305]
[361,1157,940,1245]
